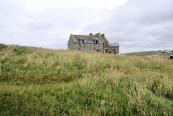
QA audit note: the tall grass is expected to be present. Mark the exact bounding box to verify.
[0,44,173,115]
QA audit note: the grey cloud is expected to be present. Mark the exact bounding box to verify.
[85,0,173,53]
[0,2,84,48]
[0,0,173,53]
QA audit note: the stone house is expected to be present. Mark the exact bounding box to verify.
[68,33,119,54]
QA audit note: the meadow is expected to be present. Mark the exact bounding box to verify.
[0,44,173,116]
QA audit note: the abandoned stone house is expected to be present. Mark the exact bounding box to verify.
[68,33,119,54]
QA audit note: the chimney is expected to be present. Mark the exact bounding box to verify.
[96,33,101,37]
[101,34,104,36]
[101,33,108,43]
[89,33,93,38]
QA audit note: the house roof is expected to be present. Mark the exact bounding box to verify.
[71,34,105,44]
[70,33,119,47]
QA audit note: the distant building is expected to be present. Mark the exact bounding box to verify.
[68,33,119,54]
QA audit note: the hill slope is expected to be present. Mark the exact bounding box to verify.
[126,51,172,56]
[0,44,173,116]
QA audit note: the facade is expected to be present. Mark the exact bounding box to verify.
[68,33,119,54]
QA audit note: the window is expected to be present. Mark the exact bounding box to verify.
[82,40,84,44]
[97,49,100,52]
[109,51,112,54]
[96,40,99,44]
[108,50,114,54]
[78,39,80,43]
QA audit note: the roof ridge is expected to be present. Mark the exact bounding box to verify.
[72,34,98,38]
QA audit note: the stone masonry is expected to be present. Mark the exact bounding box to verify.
[68,33,119,54]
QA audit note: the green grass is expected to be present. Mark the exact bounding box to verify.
[126,51,172,56]
[0,44,173,116]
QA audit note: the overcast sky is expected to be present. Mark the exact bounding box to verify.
[0,0,173,53]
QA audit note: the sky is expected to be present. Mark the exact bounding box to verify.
[0,0,173,53]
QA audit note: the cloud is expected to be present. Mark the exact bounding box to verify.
[0,0,126,49]
[0,0,173,53]
[84,0,173,53]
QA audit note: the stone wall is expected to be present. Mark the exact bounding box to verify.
[104,45,119,54]
[68,39,104,52]
[68,37,119,54]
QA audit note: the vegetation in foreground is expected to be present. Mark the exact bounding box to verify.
[0,44,173,116]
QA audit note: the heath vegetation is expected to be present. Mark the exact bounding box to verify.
[0,44,173,116]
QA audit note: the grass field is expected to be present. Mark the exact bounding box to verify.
[0,44,173,116]
[126,51,172,56]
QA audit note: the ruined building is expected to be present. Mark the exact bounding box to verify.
[68,33,119,54]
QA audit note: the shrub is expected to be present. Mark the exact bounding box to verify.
[12,47,29,55]
[0,44,7,51]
